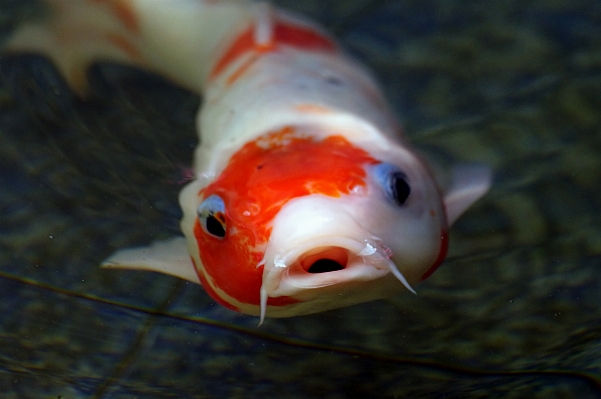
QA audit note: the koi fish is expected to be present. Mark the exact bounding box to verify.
[4,0,491,323]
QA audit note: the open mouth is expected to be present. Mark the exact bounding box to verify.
[278,240,416,293]
[301,247,348,274]
[258,240,417,324]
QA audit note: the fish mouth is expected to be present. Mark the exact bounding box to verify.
[280,239,415,291]
[300,246,348,274]
[284,242,382,288]
[259,238,415,324]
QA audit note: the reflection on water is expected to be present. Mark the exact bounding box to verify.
[1,0,600,397]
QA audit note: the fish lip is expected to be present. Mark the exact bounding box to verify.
[266,237,394,291]
[259,236,416,324]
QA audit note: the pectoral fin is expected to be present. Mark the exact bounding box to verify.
[444,164,492,225]
[101,237,201,285]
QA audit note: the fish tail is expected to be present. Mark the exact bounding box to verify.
[4,0,254,95]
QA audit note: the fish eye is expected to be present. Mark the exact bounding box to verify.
[390,172,411,205]
[373,163,411,206]
[197,195,227,238]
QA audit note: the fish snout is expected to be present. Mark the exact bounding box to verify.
[256,195,418,321]
[259,195,415,294]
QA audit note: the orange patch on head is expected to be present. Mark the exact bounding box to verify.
[194,127,378,307]
[190,257,239,313]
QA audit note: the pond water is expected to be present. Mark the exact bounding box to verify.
[0,0,600,397]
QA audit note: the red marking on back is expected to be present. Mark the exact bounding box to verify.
[210,21,337,82]
[226,53,260,86]
[112,0,139,32]
[210,26,256,80]
[420,230,449,281]
[273,22,336,51]
[194,127,378,307]
[105,33,140,60]
[295,104,333,114]
[91,0,139,33]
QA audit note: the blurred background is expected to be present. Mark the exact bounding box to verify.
[0,0,600,397]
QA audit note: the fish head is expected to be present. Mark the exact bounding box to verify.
[180,127,490,321]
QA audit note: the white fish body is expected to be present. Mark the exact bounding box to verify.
[4,0,491,321]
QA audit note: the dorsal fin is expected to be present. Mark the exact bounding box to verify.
[253,1,275,48]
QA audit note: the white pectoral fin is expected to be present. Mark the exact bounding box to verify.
[444,164,492,225]
[101,237,201,285]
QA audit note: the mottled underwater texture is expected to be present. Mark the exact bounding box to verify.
[1,0,600,398]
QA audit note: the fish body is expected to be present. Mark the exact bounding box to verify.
[4,0,491,321]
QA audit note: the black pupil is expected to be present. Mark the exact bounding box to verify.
[206,214,226,237]
[392,173,411,205]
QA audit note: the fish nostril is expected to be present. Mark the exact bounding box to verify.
[306,258,345,273]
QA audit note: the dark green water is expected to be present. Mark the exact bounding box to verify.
[1,0,600,397]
